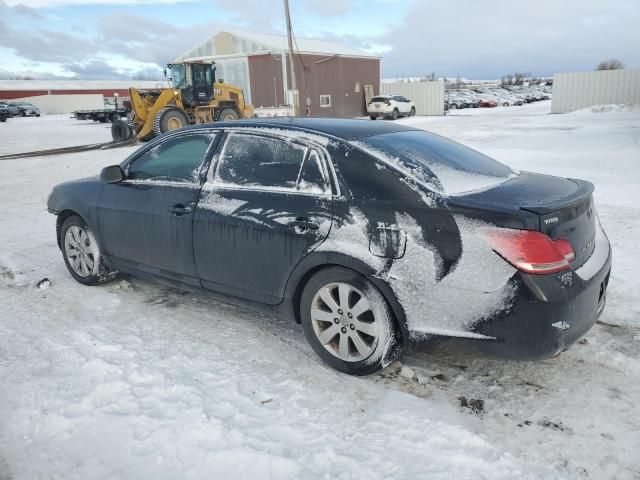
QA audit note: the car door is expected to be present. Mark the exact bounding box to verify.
[97,131,218,286]
[193,130,334,304]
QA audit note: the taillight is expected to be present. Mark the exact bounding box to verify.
[482,228,575,275]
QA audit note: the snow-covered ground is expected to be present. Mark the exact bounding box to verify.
[1,103,639,479]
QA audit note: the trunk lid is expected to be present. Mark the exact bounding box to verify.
[449,172,597,268]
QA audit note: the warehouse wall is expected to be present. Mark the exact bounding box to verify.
[381,81,445,116]
[552,69,640,113]
[11,94,105,114]
[248,53,380,118]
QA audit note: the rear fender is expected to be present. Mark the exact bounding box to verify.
[283,251,409,341]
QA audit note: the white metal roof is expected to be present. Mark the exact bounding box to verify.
[0,80,168,91]
[177,30,377,61]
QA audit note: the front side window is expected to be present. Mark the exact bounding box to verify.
[127,134,215,183]
[215,133,327,193]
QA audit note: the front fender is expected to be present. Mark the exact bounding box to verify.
[47,177,103,246]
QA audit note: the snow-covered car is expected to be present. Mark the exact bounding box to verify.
[367,95,416,120]
[0,101,19,116]
[10,101,40,117]
[47,119,612,375]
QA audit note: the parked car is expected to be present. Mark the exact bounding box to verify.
[368,95,416,120]
[10,101,40,117]
[478,97,497,108]
[0,104,9,122]
[0,101,19,116]
[47,119,611,375]
[446,94,468,109]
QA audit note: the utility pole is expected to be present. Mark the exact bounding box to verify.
[284,0,298,116]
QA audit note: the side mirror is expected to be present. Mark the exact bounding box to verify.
[100,165,125,183]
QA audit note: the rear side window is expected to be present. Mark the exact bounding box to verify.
[215,133,328,193]
[127,134,214,182]
[357,130,515,195]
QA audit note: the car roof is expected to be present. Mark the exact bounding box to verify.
[182,117,420,141]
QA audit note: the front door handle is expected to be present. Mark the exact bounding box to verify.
[169,204,193,216]
[288,217,320,232]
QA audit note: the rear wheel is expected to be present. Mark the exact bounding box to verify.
[410,107,416,116]
[391,108,399,120]
[60,215,113,286]
[369,115,377,120]
[450,103,458,109]
[153,106,190,136]
[111,119,133,142]
[215,108,239,122]
[300,267,401,375]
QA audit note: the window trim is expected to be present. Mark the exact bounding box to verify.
[120,130,220,186]
[208,130,336,197]
[319,94,331,108]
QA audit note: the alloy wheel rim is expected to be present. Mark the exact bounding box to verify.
[310,282,379,362]
[64,225,96,277]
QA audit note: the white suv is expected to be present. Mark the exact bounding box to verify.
[367,95,416,120]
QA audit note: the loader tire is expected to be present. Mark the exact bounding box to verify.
[126,110,136,127]
[214,108,239,122]
[153,107,189,136]
[111,119,133,143]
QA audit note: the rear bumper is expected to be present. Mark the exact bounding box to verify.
[471,234,612,360]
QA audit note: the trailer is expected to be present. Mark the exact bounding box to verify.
[72,108,129,123]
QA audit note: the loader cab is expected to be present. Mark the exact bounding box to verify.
[168,62,216,107]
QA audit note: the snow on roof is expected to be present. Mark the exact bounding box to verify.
[178,30,377,61]
[226,30,373,57]
[0,80,168,91]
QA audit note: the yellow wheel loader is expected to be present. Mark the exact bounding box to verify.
[111,61,254,142]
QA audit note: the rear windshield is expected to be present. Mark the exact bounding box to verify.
[356,130,516,196]
[371,97,389,102]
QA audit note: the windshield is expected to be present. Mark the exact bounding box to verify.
[357,130,516,196]
[171,64,187,89]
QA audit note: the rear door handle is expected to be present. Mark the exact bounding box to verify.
[169,204,193,216]
[288,217,320,232]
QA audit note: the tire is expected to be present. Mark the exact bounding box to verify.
[300,267,401,375]
[20,111,26,117]
[369,115,377,120]
[215,107,239,122]
[391,108,399,120]
[60,215,113,286]
[503,102,509,107]
[126,110,136,127]
[410,107,416,116]
[0,117,6,123]
[450,103,458,109]
[111,119,133,143]
[153,107,190,136]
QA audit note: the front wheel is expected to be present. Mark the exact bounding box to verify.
[300,267,401,375]
[369,115,377,120]
[410,107,416,116]
[60,215,113,286]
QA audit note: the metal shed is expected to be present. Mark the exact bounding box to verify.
[176,30,381,118]
[381,81,445,116]
[552,69,640,113]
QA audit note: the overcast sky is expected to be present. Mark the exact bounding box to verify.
[0,0,638,80]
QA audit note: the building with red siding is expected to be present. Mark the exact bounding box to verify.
[176,30,380,118]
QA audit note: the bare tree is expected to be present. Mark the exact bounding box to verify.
[596,59,625,70]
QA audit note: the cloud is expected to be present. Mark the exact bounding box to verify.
[3,0,190,6]
[378,0,640,78]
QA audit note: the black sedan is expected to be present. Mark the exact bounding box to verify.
[47,118,612,375]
